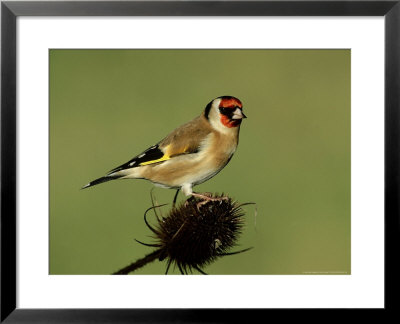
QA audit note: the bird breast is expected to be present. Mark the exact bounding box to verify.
[136,131,238,188]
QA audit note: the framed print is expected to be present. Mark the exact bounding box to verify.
[1,0,399,322]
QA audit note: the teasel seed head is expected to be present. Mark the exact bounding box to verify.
[137,194,253,274]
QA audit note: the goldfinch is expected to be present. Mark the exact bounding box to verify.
[82,96,247,205]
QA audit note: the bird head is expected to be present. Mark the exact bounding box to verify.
[204,96,247,132]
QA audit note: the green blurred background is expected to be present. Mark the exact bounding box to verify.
[49,49,350,275]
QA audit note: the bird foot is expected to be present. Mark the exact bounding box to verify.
[191,193,229,210]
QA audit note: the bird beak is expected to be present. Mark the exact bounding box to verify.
[232,108,247,119]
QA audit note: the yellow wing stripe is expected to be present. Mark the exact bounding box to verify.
[138,144,192,166]
[140,155,170,166]
[139,144,172,166]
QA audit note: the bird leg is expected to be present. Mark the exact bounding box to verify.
[191,192,229,209]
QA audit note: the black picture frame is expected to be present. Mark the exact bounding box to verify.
[1,0,399,322]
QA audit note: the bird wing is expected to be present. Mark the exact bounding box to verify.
[107,116,211,175]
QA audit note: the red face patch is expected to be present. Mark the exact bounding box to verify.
[219,97,242,109]
[218,96,243,128]
[220,114,242,128]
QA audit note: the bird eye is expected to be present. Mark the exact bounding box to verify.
[219,107,230,115]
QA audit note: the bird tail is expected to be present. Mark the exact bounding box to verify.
[81,176,117,189]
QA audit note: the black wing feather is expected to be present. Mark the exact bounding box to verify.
[81,175,117,189]
[107,144,164,175]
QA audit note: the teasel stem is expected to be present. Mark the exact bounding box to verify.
[113,250,161,275]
